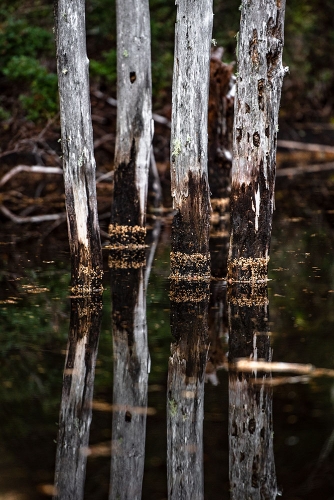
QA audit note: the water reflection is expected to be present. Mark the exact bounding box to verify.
[108,222,160,499]
[53,296,103,499]
[228,284,277,499]
[167,280,210,499]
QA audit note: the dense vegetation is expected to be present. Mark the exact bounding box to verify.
[0,0,333,124]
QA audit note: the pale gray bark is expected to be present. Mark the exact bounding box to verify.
[108,223,161,499]
[109,267,149,500]
[54,0,102,294]
[170,0,213,278]
[167,287,209,500]
[109,0,153,246]
[228,0,287,282]
[167,352,205,500]
[228,289,277,499]
[53,297,102,500]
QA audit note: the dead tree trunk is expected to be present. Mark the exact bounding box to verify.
[53,297,102,500]
[227,0,287,283]
[109,0,153,248]
[228,285,277,499]
[170,0,213,280]
[54,0,103,294]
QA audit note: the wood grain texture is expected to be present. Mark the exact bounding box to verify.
[111,0,153,243]
[228,0,287,282]
[55,0,103,294]
[170,0,213,275]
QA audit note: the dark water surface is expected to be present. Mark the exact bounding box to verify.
[1,176,334,499]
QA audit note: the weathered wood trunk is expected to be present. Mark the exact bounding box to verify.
[227,0,287,282]
[108,223,160,499]
[228,286,277,499]
[109,0,153,248]
[54,0,103,294]
[170,0,213,280]
[53,297,102,500]
[167,282,209,499]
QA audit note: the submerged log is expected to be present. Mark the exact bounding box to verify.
[170,0,213,280]
[53,297,102,500]
[54,0,103,294]
[109,0,153,248]
[228,285,277,499]
[227,0,287,282]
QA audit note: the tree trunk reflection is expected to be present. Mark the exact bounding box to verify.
[167,281,210,499]
[108,222,159,499]
[53,296,103,500]
[228,284,277,499]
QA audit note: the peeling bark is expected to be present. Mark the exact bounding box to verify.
[228,286,277,499]
[53,297,102,500]
[170,0,213,279]
[228,0,287,282]
[54,0,103,294]
[167,282,209,500]
[109,0,153,247]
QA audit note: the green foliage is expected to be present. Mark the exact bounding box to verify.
[3,55,58,121]
[0,14,57,121]
[90,49,117,84]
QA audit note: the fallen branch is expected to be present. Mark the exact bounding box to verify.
[234,359,334,377]
[0,165,63,187]
[276,161,334,177]
[92,89,171,128]
[0,205,66,224]
[277,139,334,154]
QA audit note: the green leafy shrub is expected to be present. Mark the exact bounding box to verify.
[0,15,57,121]
[3,55,58,121]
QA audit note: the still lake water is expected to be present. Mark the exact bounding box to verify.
[1,174,334,499]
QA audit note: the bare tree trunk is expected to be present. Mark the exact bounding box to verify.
[54,0,103,294]
[227,0,287,282]
[167,282,209,500]
[170,0,213,280]
[109,0,153,248]
[228,285,277,499]
[53,297,102,500]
